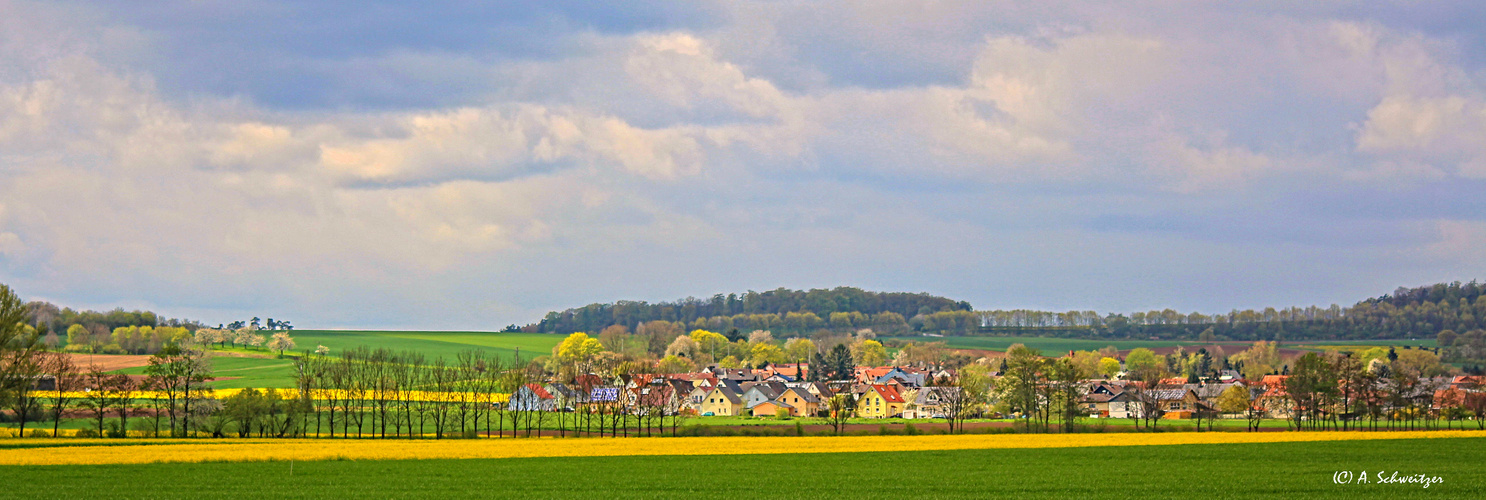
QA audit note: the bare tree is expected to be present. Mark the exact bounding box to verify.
[45,352,80,437]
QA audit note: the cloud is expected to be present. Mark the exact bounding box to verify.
[4,1,1486,328]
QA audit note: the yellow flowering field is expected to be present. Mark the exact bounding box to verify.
[31,388,509,403]
[4,430,1483,466]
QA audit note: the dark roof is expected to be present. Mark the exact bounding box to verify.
[708,386,742,404]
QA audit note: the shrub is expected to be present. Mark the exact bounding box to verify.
[75,428,99,438]
[27,429,52,438]
[904,423,921,435]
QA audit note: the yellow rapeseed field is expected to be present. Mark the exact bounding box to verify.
[3,430,1483,466]
[30,388,509,403]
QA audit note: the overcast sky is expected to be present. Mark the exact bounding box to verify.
[2,1,1485,329]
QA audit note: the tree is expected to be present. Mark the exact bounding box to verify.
[80,365,114,436]
[748,343,786,367]
[44,352,80,436]
[826,394,853,434]
[664,335,699,360]
[783,338,817,363]
[1124,348,1161,374]
[690,329,729,362]
[1069,351,1102,379]
[1098,357,1121,378]
[144,344,213,436]
[554,332,606,372]
[997,344,1044,429]
[1216,385,1251,415]
[268,332,296,358]
[656,355,695,374]
[1,283,46,421]
[852,339,888,367]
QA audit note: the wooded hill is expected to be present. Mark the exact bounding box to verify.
[524,281,1486,345]
[523,287,971,335]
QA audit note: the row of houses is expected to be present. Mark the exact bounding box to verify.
[507,364,959,419]
[508,362,1486,421]
[1083,375,1486,420]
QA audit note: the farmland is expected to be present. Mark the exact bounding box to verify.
[1,435,1481,498]
[75,330,564,389]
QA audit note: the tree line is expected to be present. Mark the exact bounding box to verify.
[526,287,971,334]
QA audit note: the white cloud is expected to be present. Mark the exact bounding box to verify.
[4,2,1486,328]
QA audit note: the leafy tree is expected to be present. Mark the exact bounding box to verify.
[0,283,45,424]
[1216,385,1251,414]
[852,339,888,366]
[783,337,817,363]
[1124,348,1161,374]
[268,332,296,358]
[1097,357,1121,378]
[656,355,695,374]
[748,343,786,367]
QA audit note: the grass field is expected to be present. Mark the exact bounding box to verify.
[286,330,562,361]
[95,330,564,388]
[1,435,1480,498]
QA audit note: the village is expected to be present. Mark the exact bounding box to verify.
[506,358,1486,430]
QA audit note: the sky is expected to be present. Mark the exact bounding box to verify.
[2,1,1485,329]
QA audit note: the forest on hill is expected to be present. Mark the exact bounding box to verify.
[522,287,971,335]
[524,282,1486,348]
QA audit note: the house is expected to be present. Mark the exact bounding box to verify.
[509,383,557,412]
[1107,392,1142,419]
[873,367,927,388]
[1186,382,1242,409]
[751,400,794,417]
[1152,388,1202,418]
[586,386,622,410]
[857,384,906,418]
[904,386,959,419]
[699,385,743,416]
[1082,393,1116,418]
[704,367,759,383]
[801,381,835,400]
[544,383,582,410]
[741,382,788,413]
[759,363,809,381]
[854,366,895,384]
[772,386,822,417]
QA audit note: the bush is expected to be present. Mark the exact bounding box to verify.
[27,429,52,438]
[105,422,127,438]
[75,428,99,438]
[904,423,921,435]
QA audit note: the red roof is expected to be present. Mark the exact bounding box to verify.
[525,383,554,400]
[871,384,905,403]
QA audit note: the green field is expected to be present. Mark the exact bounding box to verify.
[1,438,1478,498]
[286,330,562,361]
[111,330,565,388]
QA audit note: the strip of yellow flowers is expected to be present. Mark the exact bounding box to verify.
[4,430,1484,466]
[30,388,510,404]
